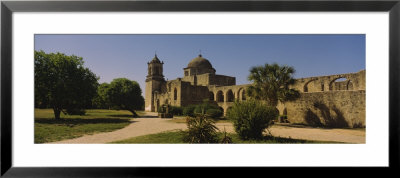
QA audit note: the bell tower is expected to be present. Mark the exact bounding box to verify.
[145,55,165,111]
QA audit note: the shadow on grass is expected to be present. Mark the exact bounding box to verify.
[35,117,133,125]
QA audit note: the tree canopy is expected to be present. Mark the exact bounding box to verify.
[34,50,99,119]
[106,78,144,117]
[92,83,111,109]
[247,63,300,107]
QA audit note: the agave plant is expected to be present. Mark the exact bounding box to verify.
[220,126,233,144]
[184,110,219,143]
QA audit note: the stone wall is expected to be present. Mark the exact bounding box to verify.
[180,82,210,106]
[292,70,365,92]
[278,90,366,128]
[182,74,209,86]
[182,73,236,87]
[209,74,236,86]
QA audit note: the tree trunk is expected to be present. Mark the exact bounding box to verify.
[129,110,138,117]
[53,108,61,119]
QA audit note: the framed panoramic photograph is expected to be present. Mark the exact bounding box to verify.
[1,0,399,177]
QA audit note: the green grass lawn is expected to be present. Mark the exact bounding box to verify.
[35,109,141,143]
[110,130,341,144]
[111,130,187,144]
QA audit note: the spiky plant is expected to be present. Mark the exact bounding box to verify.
[220,126,233,144]
[184,110,219,143]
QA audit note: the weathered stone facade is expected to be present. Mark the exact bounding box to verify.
[145,54,366,128]
[276,70,366,128]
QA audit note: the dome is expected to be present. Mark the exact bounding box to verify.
[187,54,213,69]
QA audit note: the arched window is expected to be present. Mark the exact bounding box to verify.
[242,90,246,100]
[174,88,177,100]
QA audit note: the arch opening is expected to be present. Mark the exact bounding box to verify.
[304,79,317,92]
[209,92,214,101]
[216,91,224,102]
[226,90,234,102]
[329,77,353,91]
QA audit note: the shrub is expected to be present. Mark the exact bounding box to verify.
[193,103,209,115]
[183,113,219,143]
[206,108,223,118]
[193,102,223,118]
[183,105,196,117]
[227,99,278,140]
[193,105,203,115]
[169,106,183,116]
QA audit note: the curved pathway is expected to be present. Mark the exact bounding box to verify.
[50,112,187,144]
[50,112,365,144]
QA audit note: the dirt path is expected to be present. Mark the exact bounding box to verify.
[50,112,365,144]
[269,124,365,143]
[215,123,365,143]
[50,112,187,144]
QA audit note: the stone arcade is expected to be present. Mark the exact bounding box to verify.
[145,54,365,128]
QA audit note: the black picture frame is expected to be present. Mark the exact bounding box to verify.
[1,0,399,177]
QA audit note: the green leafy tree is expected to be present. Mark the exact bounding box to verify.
[247,63,300,108]
[106,78,144,117]
[92,83,111,109]
[34,50,99,119]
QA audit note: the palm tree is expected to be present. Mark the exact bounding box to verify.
[247,63,300,108]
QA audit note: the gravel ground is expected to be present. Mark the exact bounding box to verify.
[50,112,365,144]
[213,123,365,143]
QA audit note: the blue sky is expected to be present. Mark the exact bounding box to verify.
[34,34,365,94]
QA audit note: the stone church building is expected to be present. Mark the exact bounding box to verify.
[145,54,366,128]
